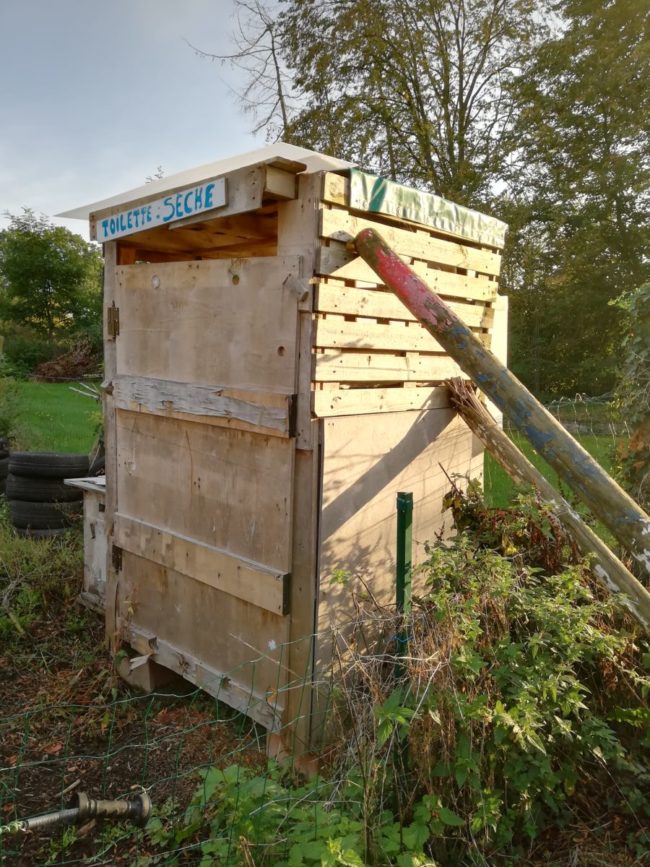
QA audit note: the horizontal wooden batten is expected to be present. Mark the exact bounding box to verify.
[114,514,290,616]
[320,208,502,277]
[314,315,488,354]
[314,283,494,329]
[314,350,464,383]
[125,624,283,730]
[313,384,451,417]
[112,375,295,438]
[315,246,498,302]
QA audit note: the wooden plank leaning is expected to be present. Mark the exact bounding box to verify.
[354,228,650,588]
[447,379,650,633]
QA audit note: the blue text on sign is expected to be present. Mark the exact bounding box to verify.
[94,178,227,243]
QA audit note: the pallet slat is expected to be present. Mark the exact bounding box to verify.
[313,384,451,417]
[320,208,502,276]
[314,315,493,353]
[315,245,498,302]
[314,350,464,383]
[314,283,494,329]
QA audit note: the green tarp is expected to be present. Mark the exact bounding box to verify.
[349,169,507,249]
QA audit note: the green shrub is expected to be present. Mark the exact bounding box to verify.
[137,492,649,865]
[0,373,19,440]
[2,326,61,377]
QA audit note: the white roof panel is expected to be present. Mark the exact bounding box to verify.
[58,143,353,220]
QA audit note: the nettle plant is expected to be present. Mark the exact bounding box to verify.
[137,493,650,866]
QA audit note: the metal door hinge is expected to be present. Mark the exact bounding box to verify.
[112,545,123,572]
[107,302,120,339]
[288,394,298,438]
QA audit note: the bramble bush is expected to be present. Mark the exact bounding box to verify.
[134,491,649,866]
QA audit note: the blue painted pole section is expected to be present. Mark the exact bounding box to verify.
[355,228,650,581]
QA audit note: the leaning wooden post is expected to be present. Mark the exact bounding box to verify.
[354,228,650,581]
[448,379,650,632]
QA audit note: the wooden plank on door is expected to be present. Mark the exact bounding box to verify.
[114,514,290,615]
[115,257,302,392]
[116,410,294,571]
[113,375,294,437]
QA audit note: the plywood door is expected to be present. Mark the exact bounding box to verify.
[110,257,301,726]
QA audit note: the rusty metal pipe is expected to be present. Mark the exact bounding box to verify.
[0,791,151,837]
[354,228,650,581]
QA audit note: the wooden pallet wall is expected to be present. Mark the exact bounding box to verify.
[311,174,503,418]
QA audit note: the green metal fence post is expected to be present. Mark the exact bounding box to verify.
[396,492,413,659]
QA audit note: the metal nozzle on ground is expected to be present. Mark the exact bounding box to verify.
[0,791,152,837]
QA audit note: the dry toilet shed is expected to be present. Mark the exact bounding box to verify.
[62,143,507,753]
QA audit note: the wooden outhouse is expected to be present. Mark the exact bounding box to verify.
[61,144,507,752]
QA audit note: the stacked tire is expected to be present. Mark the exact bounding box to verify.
[7,452,89,538]
[0,437,9,497]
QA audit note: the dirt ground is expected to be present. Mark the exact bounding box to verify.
[0,605,265,866]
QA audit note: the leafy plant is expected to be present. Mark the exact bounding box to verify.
[132,488,650,866]
[137,763,436,866]
[613,281,650,510]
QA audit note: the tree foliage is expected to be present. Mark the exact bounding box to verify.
[212,0,649,397]
[613,281,650,509]
[0,211,102,340]
[280,0,544,205]
[502,0,650,395]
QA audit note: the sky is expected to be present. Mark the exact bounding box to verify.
[0,0,260,239]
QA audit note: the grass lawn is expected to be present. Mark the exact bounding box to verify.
[14,380,101,453]
[483,431,617,508]
[483,430,619,547]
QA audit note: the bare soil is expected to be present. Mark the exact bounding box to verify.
[0,605,265,865]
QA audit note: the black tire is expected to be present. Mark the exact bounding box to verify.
[5,474,83,503]
[9,452,90,480]
[15,526,68,539]
[0,436,9,458]
[9,499,82,530]
[0,457,8,480]
[88,454,105,476]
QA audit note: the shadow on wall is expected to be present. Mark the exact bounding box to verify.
[317,402,482,642]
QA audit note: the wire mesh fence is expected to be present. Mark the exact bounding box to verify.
[1,393,647,866]
[483,393,629,514]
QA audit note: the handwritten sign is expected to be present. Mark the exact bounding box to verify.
[94,177,227,242]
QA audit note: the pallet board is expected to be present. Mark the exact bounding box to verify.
[95,158,506,748]
[320,208,501,276]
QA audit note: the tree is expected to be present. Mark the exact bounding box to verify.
[203,0,543,206]
[0,210,102,339]
[502,0,650,395]
[213,0,649,398]
[189,0,297,141]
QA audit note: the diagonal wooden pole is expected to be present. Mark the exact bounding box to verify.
[448,378,650,632]
[354,228,650,583]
